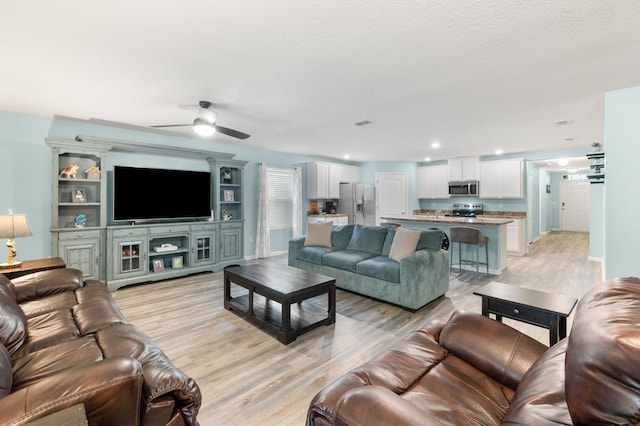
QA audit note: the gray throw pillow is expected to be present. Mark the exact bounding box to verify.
[346,225,388,255]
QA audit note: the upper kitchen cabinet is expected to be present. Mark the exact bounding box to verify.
[307,161,362,199]
[448,157,479,181]
[418,165,449,199]
[307,162,330,199]
[479,159,524,199]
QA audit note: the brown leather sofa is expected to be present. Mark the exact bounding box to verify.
[0,268,201,425]
[308,277,640,425]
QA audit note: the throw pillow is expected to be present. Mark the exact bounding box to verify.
[416,229,444,251]
[388,227,421,262]
[346,225,389,255]
[0,294,28,356]
[304,221,333,247]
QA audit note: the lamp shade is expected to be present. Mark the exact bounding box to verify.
[0,214,32,238]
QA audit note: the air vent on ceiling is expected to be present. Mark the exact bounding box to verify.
[353,120,372,126]
[555,120,569,126]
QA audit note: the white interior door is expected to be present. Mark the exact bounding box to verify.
[375,173,407,225]
[560,181,590,232]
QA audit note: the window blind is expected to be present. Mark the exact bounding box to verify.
[267,168,293,229]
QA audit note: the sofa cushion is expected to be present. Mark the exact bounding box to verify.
[322,250,377,273]
[503,339,572,425]
[356,256,400,283]
[416,229,444,251]
[381,228,396,257]
[305,221,333,247]
[297,246,336,265]
[0,293,28,356]
[0,274,16,301]
[331,224,354,249]
[346,225,389,255]
[388,227,421,262]
[0,344,11,397]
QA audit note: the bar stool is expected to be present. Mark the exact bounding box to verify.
[449,227,489,278]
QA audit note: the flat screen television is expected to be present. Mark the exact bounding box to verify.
[113,166,211,222]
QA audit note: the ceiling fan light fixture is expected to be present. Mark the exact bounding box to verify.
[193,118,216,136]
[198,108,217,123]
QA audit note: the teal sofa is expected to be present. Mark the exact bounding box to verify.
[288,224,449,310]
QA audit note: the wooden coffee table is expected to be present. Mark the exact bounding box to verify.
[473,281,578,346]
[224,263,336,344]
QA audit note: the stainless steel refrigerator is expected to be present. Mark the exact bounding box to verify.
[337,182,375,225]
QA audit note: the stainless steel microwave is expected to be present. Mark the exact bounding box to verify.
[448,181,479,197]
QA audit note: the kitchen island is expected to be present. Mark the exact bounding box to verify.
[381,214,513,275]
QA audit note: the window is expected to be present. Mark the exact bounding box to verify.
[267,168,293,230]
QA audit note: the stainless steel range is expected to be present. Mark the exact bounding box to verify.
[448,203,483,217]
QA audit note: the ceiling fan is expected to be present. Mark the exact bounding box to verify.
[150,101,250,140]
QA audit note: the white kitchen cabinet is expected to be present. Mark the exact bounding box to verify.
[308,161,362,199]
[507,218,526,256]
[479,159,524,199]
[418,165,449,199]
[349,166,362,183]
[448,157,479,181]
[307,162,329,199]
[329,164,349,199]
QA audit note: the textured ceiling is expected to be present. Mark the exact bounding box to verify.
[2,1,640,165]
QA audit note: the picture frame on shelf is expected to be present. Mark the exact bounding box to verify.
[172,256,183,269]
[224,190,235,201]
[152,259,164,272]
[72,188,87,203]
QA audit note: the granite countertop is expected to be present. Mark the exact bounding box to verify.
[414,209,525,219]
[382,214,513,226]
[307,213,348,217]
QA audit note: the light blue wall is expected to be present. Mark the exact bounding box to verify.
[603,85,640,279]
[589,183,604,260]
[539,169,552,234]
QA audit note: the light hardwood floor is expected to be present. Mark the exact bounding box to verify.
[111,231,603,426]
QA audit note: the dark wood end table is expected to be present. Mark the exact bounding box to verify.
[473,281,578,346]
[224,263,336,344]
[1,257,66,280]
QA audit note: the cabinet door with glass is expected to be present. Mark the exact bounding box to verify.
[108,228,148,280]
[191,224,216,266]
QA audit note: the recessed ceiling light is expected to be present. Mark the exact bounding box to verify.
[343,154,350,159]
[558,159,569,166]
[567,168,578,173]
[424,157,431,162]
[431,142,440,149]
[495,149,503,155]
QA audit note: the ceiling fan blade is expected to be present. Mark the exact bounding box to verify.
[149,124,192,128]
[215,125,251,140]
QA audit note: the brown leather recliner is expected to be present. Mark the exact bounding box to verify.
[0,268,201,425]
[308,277,640,425]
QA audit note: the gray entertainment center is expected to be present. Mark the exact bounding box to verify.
[46,135,247,291]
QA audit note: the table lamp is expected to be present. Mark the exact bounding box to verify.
[0,212,32,269]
